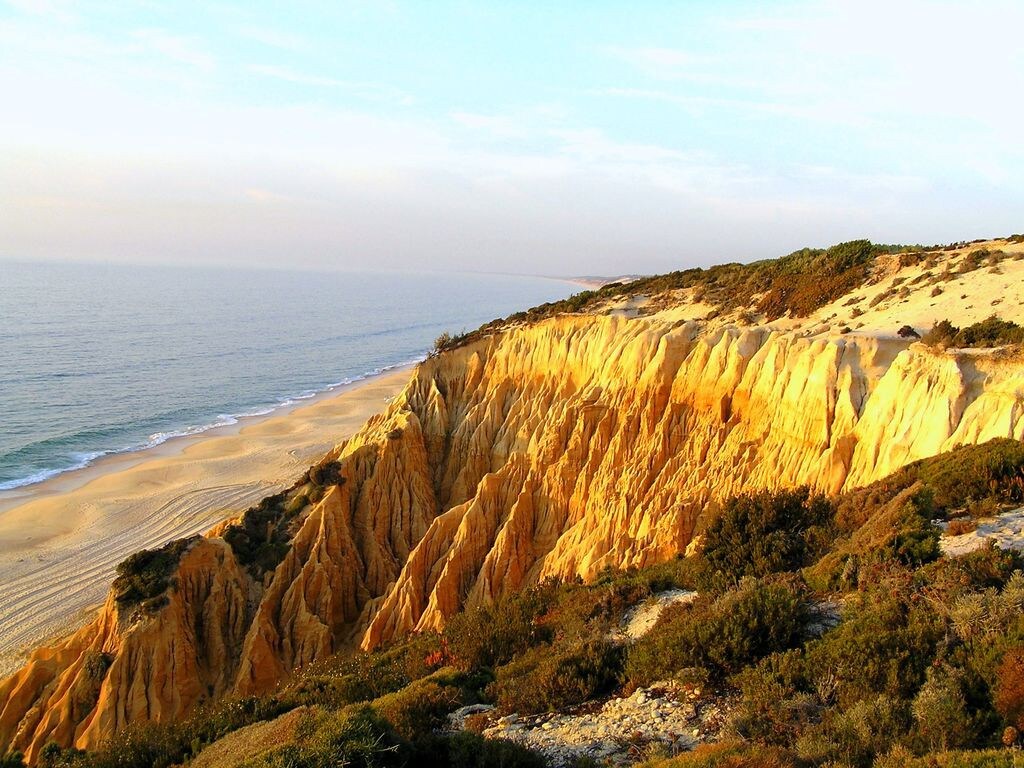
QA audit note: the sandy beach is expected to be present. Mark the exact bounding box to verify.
[0,366,413,676]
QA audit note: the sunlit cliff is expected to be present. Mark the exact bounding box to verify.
[3,238,1024,762]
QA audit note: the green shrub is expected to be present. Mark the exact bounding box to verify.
[223,490,301,577]
[904,439,1024,512]
[812,441,1024,588]
[88,697,288,768]
[912,665,976,752]
[488,639,623,714]
[874,748,1019,768]
[430,239,928,352]
[112,536,198,609]
[728,650,819,746]
[803,592,944,709]
[917,544,1023,599]
[286,634,450,710]
[794,695,910,767]
[625,577,810,685]
[246,705,405,768]
[411,732,546,768]
[444,584,558,670]
[924,316,1024,349]
[372,673,465,739]
[695,488,833,591]
[638,740,800,767]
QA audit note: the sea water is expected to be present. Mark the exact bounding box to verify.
[0,261,575,491]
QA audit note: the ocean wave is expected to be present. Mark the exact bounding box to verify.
[0,356,424,493]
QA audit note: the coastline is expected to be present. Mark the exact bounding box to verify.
[0,364,415,676]
[0,356,423,504]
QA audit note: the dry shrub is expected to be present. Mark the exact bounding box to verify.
[995,647,1024,730]
[944,518,978,537]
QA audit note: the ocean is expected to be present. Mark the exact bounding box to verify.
[0,261,574,491]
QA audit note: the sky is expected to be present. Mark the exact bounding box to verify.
[1,0,1022,276]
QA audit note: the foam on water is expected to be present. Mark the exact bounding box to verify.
[0,264,572,492]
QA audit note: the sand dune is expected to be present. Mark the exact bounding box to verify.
[0,367,411,676]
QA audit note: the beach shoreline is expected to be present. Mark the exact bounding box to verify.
[0,360,420,517]
[0,363,415,676]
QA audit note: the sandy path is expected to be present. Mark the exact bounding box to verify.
[0,367,412,676]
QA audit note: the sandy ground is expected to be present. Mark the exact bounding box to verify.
[609,589,697,643]
[941,507,1024,557]
[0,367,412,676]
[632,238,1024,338]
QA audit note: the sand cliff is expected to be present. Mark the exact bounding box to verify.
[3,305,1023,761]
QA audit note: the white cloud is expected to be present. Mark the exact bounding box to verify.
[449,111,531,140]
[236,26,306,52]
[131,29,216,71]
[249,64,414,105]
[3,0,76,23]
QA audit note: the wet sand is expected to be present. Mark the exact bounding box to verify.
[0,366,412,675]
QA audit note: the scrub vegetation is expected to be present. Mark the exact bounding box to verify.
[33,438,1024,768]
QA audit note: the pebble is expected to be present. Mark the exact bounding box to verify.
[466,681,726,768]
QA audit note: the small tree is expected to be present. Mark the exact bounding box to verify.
[911,665,972,752]
[432,332,452,355]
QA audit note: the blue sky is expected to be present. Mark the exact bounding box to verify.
[1,1,1022,274]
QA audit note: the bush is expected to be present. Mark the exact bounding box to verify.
[873,746,1021,767]
[248,705,405,768]
[948,572,1024,645]
[488,639,623,714]
[286,634,449,710]
[728,651,818,746]
[444,585,557,670]
[994,647,1024,730]
[223,488,304,577]
[923,316,1024,349]
[923,318,959,347]
[412,732,546,768]
[424,239,928,350]
[804,593,944,709]
[112,536,198,609]
[695,488,833,591]
[639,741,800,767]
[625,578,810,685]
[373,673,465,740]
[431,331,471,355]
[918,544,1022,598]
[904,439,1024,512]
[50,697,289,768]
[912,665,975,752]
[794,695,910,767]
[945,518,978,536]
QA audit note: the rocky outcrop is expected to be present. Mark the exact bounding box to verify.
[0,538,250,761]
[3,314,1024,761]
[470,682,727,767]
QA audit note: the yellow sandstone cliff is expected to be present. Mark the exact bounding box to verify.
[3,311,1024,762]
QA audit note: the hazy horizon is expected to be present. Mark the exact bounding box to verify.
[2,0,1022,276]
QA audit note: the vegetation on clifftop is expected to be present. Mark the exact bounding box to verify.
[112,536,199,612]
[432,238,939,353]
[923,315,1024,350]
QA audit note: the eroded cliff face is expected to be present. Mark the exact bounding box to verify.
[4,315,1024,761]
